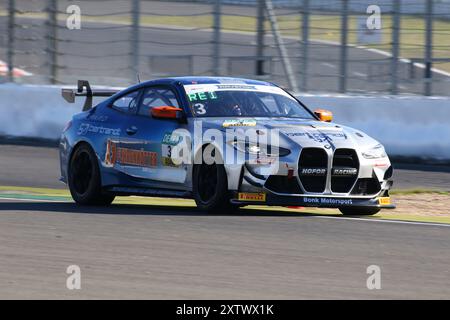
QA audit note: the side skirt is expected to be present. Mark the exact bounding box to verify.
[105,186,193,199]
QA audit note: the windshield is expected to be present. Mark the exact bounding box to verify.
[184,84,314,119]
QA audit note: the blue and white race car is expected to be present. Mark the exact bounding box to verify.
[60,77,394,215]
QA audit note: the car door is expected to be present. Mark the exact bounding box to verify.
[102,88,143,176]
[110,85,188,189]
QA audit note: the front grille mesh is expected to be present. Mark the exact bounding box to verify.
[294,148,363,195]
[331,149,359,193]
[298,148,328,193]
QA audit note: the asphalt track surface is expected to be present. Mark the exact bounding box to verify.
[0,144,450,299]
[0,1,449,94]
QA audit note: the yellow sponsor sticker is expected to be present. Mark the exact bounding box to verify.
[238,192,266,202]
[223,119,257,127]
[378,197,391,205]
[161,157,179,167]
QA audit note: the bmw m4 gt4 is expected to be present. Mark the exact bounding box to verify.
[60,77,394,215]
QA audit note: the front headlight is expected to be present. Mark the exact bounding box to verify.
[230,141,291,157]
[362,144,387,159]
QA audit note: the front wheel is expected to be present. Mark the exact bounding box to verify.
[339,207,380,216]
[192,159,236,213]
[68,143,115,206]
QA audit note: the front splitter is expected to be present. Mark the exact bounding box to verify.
[231,192,396,209]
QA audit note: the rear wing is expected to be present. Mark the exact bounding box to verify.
[61,80,119,111]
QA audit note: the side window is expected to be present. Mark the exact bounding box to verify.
[112,90,140,114]
[139,87,179,116]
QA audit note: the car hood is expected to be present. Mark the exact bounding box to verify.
[193,117,380,150]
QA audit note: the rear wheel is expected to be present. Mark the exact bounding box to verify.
[339,207,380,216]
[68,143,115,206]
[193,150,237,213]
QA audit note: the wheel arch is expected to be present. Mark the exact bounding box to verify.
[192,142,242,191]
[66,139,115,206]
[68,140,103,182]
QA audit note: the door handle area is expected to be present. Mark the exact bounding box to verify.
[126,126,138,135]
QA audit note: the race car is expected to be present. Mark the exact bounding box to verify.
[60,77,394,215]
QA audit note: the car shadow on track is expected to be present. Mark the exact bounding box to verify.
[0,201,343,218]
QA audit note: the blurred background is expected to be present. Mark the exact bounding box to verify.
[0,0,449,96]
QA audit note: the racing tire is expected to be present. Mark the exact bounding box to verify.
[192,151,237,213]
[68,143,115,206]
[339,207,380,216]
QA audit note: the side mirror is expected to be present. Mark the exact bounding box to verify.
[151,106,184,120]
[314,109,333,122]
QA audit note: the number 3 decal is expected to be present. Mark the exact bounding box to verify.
[194,103,206,115]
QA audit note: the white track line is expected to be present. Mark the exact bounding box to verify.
[313,214,450,228]
[352,71,367,77]
[321,62,337,69]
[0,196,67,203]
[312,39,450,78]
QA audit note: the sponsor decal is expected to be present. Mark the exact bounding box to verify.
[187,91,218,102]
[77,123,120,136]
[87,115,108,122]
[161,156,178,167]
[222,119,257,127]
[332,168,358,176]
[105,140,157,168]
[183,84,293,99]
[161,133,183,167]
[303,197,353,205]
[285,131,347,143]
[216,84,256,90]
[238,192,266,202]
[378,197,391,205]
[162,132,182,146]
[161,144,177,166]
[299,168,327,176]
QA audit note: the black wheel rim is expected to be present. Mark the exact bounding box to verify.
[197,163,218,203]
[72,151,93,195]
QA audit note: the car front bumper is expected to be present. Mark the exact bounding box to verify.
[230,191,395,209]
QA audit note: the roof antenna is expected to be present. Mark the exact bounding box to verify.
[136,73,141,84]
